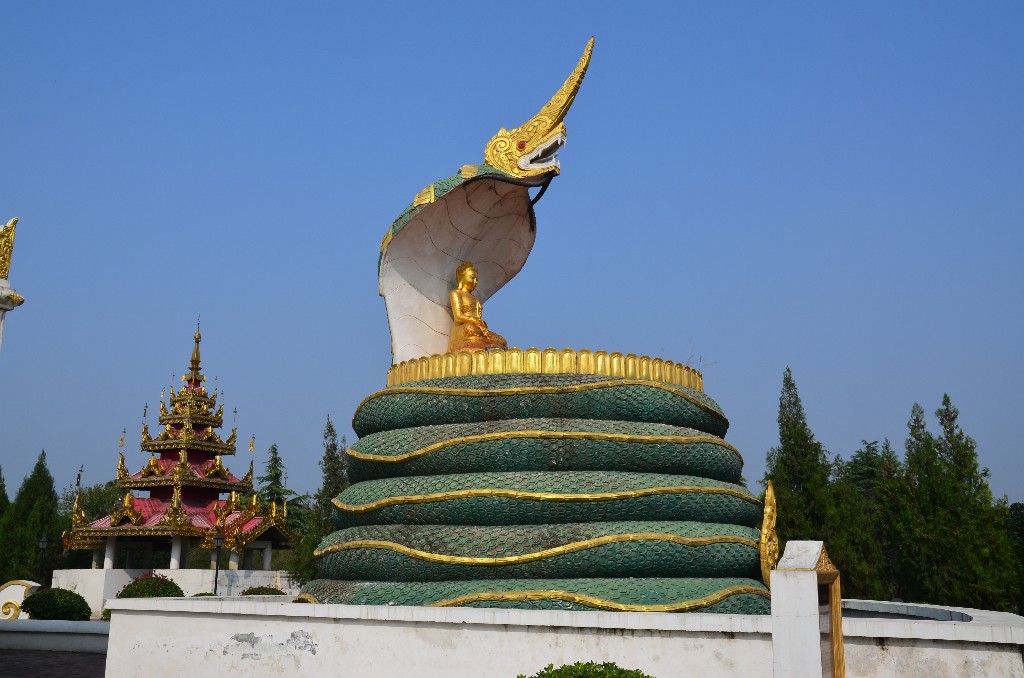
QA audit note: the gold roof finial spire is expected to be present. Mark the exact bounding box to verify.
[184,319,205,384]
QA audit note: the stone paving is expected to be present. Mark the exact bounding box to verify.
[0,650,105,677]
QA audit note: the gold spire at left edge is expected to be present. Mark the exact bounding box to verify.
[484,37,594,178]
[0,218,19,280]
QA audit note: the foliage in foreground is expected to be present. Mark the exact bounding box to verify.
[518,662,654,678]
[117,571,184,599]
[21,587,91,621]
[240,586,286,596]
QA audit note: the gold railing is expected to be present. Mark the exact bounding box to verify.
[386,348,703,392]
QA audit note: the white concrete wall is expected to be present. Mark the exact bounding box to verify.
[105,599,773,678]
[103,598,1024,678]
[52,568,297,617]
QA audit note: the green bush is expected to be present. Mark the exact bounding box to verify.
[101,608,111,621]
[192,592,218,597]
[518,662,655,678]
[117,571,184,599]
[239,585,286,596]
[21,588,91,621]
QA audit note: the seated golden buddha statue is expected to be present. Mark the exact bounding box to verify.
[447,261,508,353]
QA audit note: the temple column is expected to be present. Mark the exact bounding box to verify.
[169,536,183,570]
[103,537,116,569]
[228,550,239,570]
[262,544,273,570]
[92,549,103,569]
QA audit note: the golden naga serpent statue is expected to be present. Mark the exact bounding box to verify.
[377,39,593,365]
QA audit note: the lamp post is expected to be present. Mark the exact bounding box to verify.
[38,535,49,585]
[213,532,224,596]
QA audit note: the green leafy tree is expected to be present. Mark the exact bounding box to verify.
[823,445,890,600]
[762,368,832,548]
[0,452,61,584]
[888,396,1018,610]
[1007,503,1024,612]
[291,416,349,584]
[58,480,122,523]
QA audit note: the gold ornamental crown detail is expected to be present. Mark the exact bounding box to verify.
[386,347,703,392]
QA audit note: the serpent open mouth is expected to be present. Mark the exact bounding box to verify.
[519,132,566,172]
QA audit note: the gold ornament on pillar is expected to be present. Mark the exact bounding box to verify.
[0,218,20,280]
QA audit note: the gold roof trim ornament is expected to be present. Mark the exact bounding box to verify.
[115,453,130,482]
[140,454,162,477]
[109,492,143,526]
[759,480,779,586]
[386,347,703,392]
[71,491,87,529]
[160,484,189,528]
[205,455,230,479]
[484,38,594,178]
[0,217,20,280]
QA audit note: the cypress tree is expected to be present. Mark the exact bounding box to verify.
[0,452,61,584]
[0,465,9,520]
[290,416,350,584]
[762,368,832,548]
[257,443,292,505]
[315,415,349,518]
[892,396,1017,610]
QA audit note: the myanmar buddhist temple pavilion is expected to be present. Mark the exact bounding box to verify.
[62,330,296,571]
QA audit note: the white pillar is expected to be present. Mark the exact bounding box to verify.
[103,536,116,569]
[92,549,103,569]
[262,544,272,570]
[228,549,239,570]
[169,536,183,570]
[771,540,845,678]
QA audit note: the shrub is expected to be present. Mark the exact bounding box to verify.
[518,662,655,678]
[239,586,286,596]
[117,571,184,599]
[192,592,218,597]
[21,588,91,621]
[101,608,111,621]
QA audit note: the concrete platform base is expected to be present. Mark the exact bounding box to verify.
[52,568,297,617]
[103,597,1024,678]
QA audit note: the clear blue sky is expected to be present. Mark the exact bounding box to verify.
[2,3,1022,504]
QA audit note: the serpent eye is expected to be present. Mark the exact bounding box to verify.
[516,141,526,150]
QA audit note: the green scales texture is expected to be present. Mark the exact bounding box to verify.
[301,373,770,613]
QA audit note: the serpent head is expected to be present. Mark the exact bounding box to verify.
[484,38,594,178]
